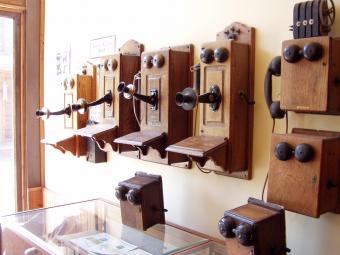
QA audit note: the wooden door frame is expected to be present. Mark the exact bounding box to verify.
[0,0,44,211]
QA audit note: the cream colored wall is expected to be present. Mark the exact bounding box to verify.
[43,0,340,254]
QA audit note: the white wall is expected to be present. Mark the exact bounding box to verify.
[44,1,340,254]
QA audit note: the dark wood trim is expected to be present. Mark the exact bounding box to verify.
[0,0,43,211]
[39,0,44,188]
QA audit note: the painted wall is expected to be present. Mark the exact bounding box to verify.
[43,0,340,254]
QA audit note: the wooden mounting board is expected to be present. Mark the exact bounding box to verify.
[214,22,255,180]
[119,39,144,56]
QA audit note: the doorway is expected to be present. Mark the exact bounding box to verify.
[0,16,16,215]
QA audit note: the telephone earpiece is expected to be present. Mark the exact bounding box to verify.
[264,56,286,119]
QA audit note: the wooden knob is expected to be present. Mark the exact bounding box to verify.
[107,58,118,71]
[143,55,153,68]
[153,54,165,68]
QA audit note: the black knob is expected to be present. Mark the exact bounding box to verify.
[283,44,302,63]
[214,47,229,62]
[126,189,141,205]
[115,185,128,201]
[143,55,153,68]
[303,42,323,61]
[274,142,293,161]
[218,216,235,238]
[294,143,314,162]
[200,48,214,64]
[153,54,165,68]
[233,223,253,246]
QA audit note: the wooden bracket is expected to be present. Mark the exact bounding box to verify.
[74,124,118,152]
[41,135,78,156]
[114,131,167,159]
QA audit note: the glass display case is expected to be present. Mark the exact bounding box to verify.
[0,199,210,255]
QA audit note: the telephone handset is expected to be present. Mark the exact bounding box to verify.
[264,56,286,119]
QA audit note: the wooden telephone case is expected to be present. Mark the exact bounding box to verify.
[267,128,340,218]
[166,22,255,178]
[74,40,143,154]
[280,36,340,114]
[115,172,165,231]
[218,198,288,255]
[41,64,96,157]
[114,45,193,168]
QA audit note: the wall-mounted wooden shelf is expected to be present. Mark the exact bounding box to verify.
[74,123,118,152]
[114,131,166,158]
[166,135,227,169]
[41,135,79,156]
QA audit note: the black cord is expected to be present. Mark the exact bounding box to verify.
[193,103,211,174]
[271,118,276,133]
[195,162,212,174]
[261,173,269,201]
[285,114,288,133]
[193,105,198,136]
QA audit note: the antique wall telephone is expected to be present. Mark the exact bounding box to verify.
[115,172,166,230]
[74,40,143,154]
[264,0,340,217]
[114,44,193,168]
[166,22,255,179]
[36,63,97,157]
[218,198,289,255]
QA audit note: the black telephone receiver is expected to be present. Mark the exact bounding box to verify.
[264,56,286,119]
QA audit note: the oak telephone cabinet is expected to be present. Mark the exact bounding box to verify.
[265,36,340,120]
[38,64,96,157]
[267,128,340,217]
[114,172,166,231]
[218,198,288,255]
[166,22,255,179]
[114,45,193,167]
[74,40,143,154]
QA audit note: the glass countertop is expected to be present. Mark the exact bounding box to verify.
[0,199,209,255]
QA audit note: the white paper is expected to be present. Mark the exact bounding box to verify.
[69,232,137,255]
